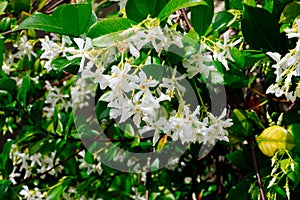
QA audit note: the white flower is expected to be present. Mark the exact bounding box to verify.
[202,109,233,145]
[213,31,241,70]
[66,37,93,72]
[132,70,158,102]
[9,166,21,185]
[183,45,216,78]
[135,27,167,54]
[286,19,300,39]
[160,68,187,94]
[14,35,36,60]
[140,116,167,144]
[105,63,138,101]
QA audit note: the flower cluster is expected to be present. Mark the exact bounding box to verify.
[183,30,241,82]
[9,143,64,185]
[43,80,71,118]
[55,20,234,146]
[266,19,300,102]
[77,150,103,176]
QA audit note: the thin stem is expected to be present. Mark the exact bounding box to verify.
[249,139,266,200]
[180,9,192,32]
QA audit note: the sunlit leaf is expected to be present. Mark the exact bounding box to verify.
[257,126,295,157]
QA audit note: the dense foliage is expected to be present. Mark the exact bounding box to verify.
[1,0,300,199]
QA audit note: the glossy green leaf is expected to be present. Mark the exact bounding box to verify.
[243,0,256,7]
[0,2,8,13]
[16,4,92,36]
[0,77,17,93]
[206,11,234,35]
[53,4,92,36]
[224,0,243,10]
[230,47,245,68]
[15,13,64,34]
[230,109,252,137]
[124,123,135,138]
[190,0,214,37]
[96,100,110,122]
[126,0,168,22]
[51,57,80,72]
[47,177,72,200]
[288,124,300,152]
[17,74,30,106]
[87,18,137,38]
[241,4,281,51]
[92,31,123,47]
[157,0,208,21]
[279,2,300,23]
[0,180,10,199]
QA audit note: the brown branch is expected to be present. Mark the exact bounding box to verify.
[249,88,292,103]
[249,139,266,200]
[180,9,192,32]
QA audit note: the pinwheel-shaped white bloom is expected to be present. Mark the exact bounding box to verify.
[202,109,233,145]
[183,45,216,79]
[133,70,158,102]
[66,37,93,72]
[213,31,241,70]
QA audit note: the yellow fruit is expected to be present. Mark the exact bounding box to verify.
[256,125,295,157]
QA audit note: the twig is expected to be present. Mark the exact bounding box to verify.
[180,9,192,31]
[249,139,266,200]
[249,88,292,103]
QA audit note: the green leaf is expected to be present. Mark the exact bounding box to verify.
[0,77,17,93]
[241,4,281,51]
[206,11,234,35]
[230,109,252,137]
[142,64,163,83]
[157,0,208,21]
[15,13,64,34]
[47,177,72,200]
[85,150,94,164]
[53,4,92,36]
[17,74,30,106]
[243,0,256,7]
[96,100,110,122]
[279,2,300,24]
[262,0,274,13]
[190,0,214,37]
[230,47,245,68]
[16,4,92,36]
[92,31,123,47]
[124,123,135,138]
[225,0,243,10]
[227,181,251,200]
[0,2,8,13]
[0,17,12,31]
[51,57,80,72]
[87,18,137,38]
[0,140,14,172]
[126,0,168,22]
[0,180,10,199]
[11,0,31,13]
[0,37,3,73]
[288,124,300,152]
